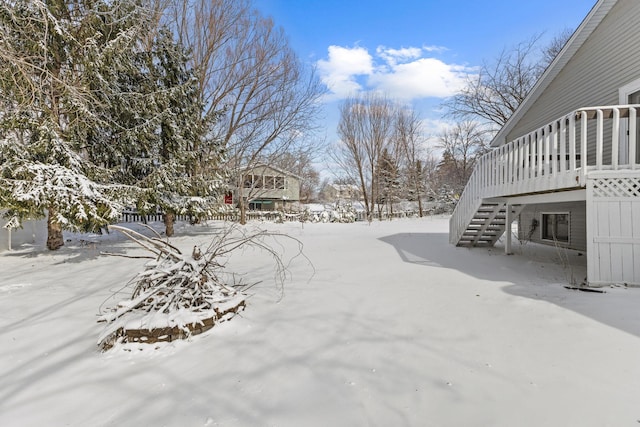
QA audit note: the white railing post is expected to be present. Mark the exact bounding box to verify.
[507,142,515,185]
[612,107,620,169]
[479,152,484,195]
[515,138,523,192]
[507,141,513,186]
[630,107,637,169]
[487,150,496,189]
[504,145,509,187]
[581,111,588,180]
[524,134,530,182]
[502,146,508,187]
[569,113,577,171]
[497,147,503,188]
[505,201,512,255]
[537,129,543,177]
[544,125,551,176]
[495,149,500,189]
[485,152,490,191]
[559,117,567,173]
[596,109,603,169]
[551,121,559,175]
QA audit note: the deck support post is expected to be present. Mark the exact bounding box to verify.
[505,202,513,255]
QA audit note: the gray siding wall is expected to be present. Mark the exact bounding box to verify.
[518,201,587,252]
[506,0,640,143]
[242,165,300,202]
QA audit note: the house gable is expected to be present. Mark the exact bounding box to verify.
[492,0,640,147]
[451,0,640,287]
[237,164,301,206]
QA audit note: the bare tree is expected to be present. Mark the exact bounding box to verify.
[167,0,325,223]
[540,28,574,71]
[436,121,489,195]
[334,94,397,221]
[332,100,368,207]
[271,148,321,204]
[445,30,573,129]
[393,108,427,216]
[421,152,440,196]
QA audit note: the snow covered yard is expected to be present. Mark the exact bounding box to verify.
[1,217,639,427]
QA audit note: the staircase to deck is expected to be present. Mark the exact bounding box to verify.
[456,203,524,247]
[449,104,639,248]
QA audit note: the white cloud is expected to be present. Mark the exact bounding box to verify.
[316,45,373,99]
[376,46,422,66]
[316,44,475,102]
[422,45,448,53]
[421,117,452,138]
[370,58,471,99]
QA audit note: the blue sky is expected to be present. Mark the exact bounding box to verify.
[253,0,597,143]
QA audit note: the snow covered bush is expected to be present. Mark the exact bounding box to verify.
[97,223,306,351]
[333,203,357,223]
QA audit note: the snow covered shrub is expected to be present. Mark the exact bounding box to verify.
[98,223,306,351]
[299,209,310,224]
[333,203,356,223]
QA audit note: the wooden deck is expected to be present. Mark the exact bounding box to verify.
[450,104,640,286]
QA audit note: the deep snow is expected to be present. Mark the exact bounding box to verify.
[1,217,639,426]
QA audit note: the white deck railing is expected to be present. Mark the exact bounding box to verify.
[450,104,640,244]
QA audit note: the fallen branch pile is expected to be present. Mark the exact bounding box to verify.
[97,223,308,351]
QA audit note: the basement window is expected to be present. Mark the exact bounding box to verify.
[541,213,569,243]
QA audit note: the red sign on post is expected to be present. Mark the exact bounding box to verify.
[224,192,233,204]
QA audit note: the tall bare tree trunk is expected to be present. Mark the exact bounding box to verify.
[239,201,247,225]
[169,0,324,209]
[164,211,175,237]
[46,207,64,250]
[237,184,247,225]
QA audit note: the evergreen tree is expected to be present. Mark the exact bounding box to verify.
[378,148,401,217]
[140,27,224,236]
[405,159,425,215]
[0,0,139,249]
[86,24,225,236]
[0,1,225,247]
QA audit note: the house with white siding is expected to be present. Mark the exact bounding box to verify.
[450,0,640,287]
[323,183,362,203]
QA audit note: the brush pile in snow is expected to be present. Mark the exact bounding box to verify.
[97,225,246,351]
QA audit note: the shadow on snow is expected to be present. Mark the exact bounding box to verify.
[378,232,640,339]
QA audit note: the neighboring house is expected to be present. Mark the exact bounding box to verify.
[228,164,301,211]
[324,183,362,202]
[450,0,640,287]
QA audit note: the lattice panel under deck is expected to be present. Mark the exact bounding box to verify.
[591,177,640,198]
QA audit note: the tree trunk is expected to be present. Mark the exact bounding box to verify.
[164,211,175,237]
[418,196,424,218]
[46,208,64,250]
[236,182,247,225]
[239,201,247,225]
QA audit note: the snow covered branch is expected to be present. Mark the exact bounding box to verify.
[97,223,309,351]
